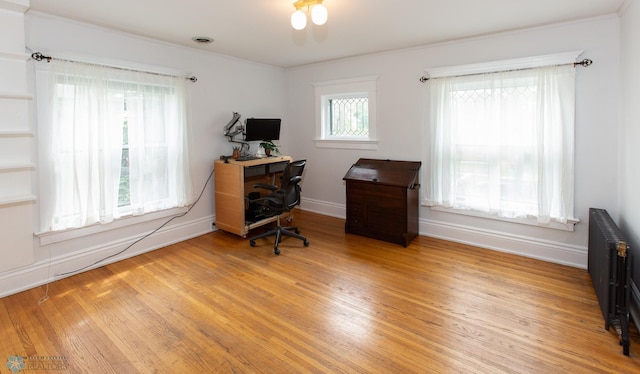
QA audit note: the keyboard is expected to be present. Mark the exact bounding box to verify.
[236,156,260,161]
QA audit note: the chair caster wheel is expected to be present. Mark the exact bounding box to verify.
[250,240,256,247]
[304,240,309,247]
[274,248,280,255]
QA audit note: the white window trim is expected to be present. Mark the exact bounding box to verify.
[35,206,188,246]
[428,206,579,232]
[423,51,583,231]
[34,59,192,238]
[313,76,378,150]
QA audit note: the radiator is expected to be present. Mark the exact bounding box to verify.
[588,208,632,356]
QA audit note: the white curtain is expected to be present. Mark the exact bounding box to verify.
[424,65,575,224]
[42,60,191,231]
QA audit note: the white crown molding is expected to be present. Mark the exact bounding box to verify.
[618,0,634,16]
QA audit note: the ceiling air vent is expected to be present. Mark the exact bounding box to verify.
[191,36,213,44]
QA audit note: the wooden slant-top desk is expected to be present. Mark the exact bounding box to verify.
[214,155,292,237]
[343,158,421,247]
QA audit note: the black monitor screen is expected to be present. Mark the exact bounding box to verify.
[244,118,281,141]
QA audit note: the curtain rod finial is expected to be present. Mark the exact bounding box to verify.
[575,58,592,67]
[31,52,52,62]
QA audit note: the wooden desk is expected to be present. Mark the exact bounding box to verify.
[343,158,421,247]
[214,155,292,237]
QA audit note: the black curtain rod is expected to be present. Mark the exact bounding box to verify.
[31,52,197,82]
[419,58,593,83]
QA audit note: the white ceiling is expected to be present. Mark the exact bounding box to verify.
[28,0,625,68]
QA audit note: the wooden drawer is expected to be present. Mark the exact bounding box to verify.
[348,183,404,199]
[347,202,365,230]
[347,183,405,209]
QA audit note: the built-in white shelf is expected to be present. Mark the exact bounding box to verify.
[0,194,36,208]
[0,162,35,172]
[0,52,30,61]
[0,92,33,101]
[0,130,33,138]
[0,0,29,13]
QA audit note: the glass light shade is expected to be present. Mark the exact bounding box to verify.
[311,4,328,25]
[291,10,307,30]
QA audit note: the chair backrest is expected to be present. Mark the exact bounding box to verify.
[280,159,306,209]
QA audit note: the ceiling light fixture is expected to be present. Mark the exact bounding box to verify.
[291,0,328,30]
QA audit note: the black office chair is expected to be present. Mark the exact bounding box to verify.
[248,159,309,255]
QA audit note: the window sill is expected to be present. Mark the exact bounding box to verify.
[314,139,379,150]
[426,205,579,232]
[36,207,188,246]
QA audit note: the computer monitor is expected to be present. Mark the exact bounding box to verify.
[244,118,281,141]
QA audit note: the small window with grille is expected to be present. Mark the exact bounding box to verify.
[314,76,377,149]
[328,95,369,137]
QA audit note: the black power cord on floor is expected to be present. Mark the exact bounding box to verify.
[53,167,215,278]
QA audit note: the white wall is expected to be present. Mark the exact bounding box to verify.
[619,0,640,302]
[285,15,621,268]
[0,11,286,297]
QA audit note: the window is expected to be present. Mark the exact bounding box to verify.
[424,54,580,229]
[328,95,369,137]
[38,60,191,232]
[314,76,377,150]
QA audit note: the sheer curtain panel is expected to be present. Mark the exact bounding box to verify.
[40,60,191,232]
[424,65,575,225]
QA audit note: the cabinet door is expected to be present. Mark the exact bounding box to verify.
[214,161,246,235]
[346,182,407,242]
[362,184,406,237]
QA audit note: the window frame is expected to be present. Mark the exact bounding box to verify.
[326,93,370,138]
[313,76,378,150]
[34,59,191,241]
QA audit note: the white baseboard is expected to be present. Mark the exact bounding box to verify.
[301,197,346,219]
[301,197,588,269]
[1,198,589,298]
[0,215,214,298]
[420,219,587,268]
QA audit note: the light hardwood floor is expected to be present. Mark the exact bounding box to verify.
[1,210,639,373]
